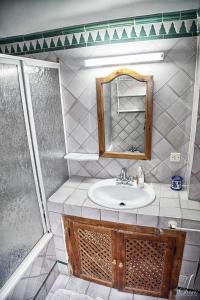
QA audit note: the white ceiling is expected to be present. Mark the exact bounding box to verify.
[0,0,199,37]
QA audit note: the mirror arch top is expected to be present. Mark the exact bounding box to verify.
[97,68,153,84]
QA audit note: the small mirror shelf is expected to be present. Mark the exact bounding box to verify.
[96,68,153,160]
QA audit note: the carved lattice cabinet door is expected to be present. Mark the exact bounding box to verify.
[66,219,116,287]
[117,231,178,299]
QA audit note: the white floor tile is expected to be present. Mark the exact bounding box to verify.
[65,276,90,294]
[109,288,133,300]
[86,282,110,300]
[134,295,157,300]
[45,291,54,300]
[49,274,69,294]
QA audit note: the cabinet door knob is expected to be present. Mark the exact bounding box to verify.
[119,262,123,268]
[112,259,117,265]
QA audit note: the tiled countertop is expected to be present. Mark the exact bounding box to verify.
[47,176,200,228]
[47,176,200,291]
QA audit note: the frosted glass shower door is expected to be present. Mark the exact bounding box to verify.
[0,59,44,288]
[23,62,68,200]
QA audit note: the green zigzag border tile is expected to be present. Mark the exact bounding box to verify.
[0,8,198,45]
[0,9,198,56]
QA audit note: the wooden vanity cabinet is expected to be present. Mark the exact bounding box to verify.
[66,219,114,287]
[64,216,185,299]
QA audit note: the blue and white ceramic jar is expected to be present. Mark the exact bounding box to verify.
[171,176,183,191]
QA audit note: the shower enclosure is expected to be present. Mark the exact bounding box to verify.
[0,55,68,294]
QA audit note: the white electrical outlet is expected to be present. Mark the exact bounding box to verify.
[170,152,181,162]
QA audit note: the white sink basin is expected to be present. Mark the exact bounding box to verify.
[88,179,155,210]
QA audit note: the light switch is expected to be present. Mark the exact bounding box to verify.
[170,152,181,162]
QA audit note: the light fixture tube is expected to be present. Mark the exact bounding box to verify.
[84,52,164,67]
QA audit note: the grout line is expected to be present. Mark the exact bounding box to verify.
[57,260,68,266]
[107,287,112,300]
[85,281,90,295]
[33,261,57,300]
[23,272,49,280]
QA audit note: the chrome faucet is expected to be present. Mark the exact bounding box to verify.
[121,168,127,181]
[116,168,132,184]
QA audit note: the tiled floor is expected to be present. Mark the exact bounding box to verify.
[45,274,169,300]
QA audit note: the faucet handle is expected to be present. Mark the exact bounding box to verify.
[127,175,133,181]
[116,175,122,183]
[116,168,133,184]
[121,167,127,174]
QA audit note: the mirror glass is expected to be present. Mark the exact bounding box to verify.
[103,75,146,154]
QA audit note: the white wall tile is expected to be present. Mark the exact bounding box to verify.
[63,175,84,188]
[158,216,181,229]
[118,211,137,225]
[48,274,69,294]
[48,187,75,213]
[82,199,101,220]
[30,37,196,184]
[45,270,57,296]
[24,274,47,299]
[57,262,69,275]
[101,209,119,222]
[180,199,200,210]
[159,207,181,218]
[183,244,200,262]
[55,249,68,263]
[53,235,66,252]
[78,178,100,190]
[138,205,159,216]
[137,214,158,227]
[160,198,180,208]
[48,212,63,237]
[182,209,200,221]
[64,189,87,216]
[9,278,28,300]
[160,186,179,198]
[180,260,198,277]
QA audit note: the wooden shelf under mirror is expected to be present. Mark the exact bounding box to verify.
[96,68,153,159]
[64,153,99,161]
[64,216,185,299]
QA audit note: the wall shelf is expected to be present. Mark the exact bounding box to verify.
[64,153,99,161]
[118,94,146,97]
[118,109,145,113]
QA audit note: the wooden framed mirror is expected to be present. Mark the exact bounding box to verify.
[96,68,153,160]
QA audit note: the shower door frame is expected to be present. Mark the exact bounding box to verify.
[0,56,48,233]
[0,54,67,299]
[21,58,64,232]
[0,54,68,230]
[21,57,69,224]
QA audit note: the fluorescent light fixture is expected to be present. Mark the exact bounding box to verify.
[84,52,164,67]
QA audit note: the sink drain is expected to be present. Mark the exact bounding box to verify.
[119,202,126,206]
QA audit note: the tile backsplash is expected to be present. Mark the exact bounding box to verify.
[27,35,197,183]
